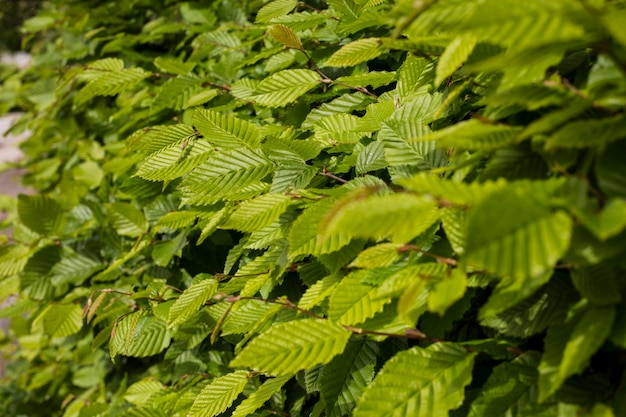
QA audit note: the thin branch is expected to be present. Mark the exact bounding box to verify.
[322,166,349,184]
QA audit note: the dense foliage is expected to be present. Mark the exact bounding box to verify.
[1,0,626,416]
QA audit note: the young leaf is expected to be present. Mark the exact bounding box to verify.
[325,38,385,67]
[255,0,297,23]
[193,108,263,150]
[221,193,291,232]
[268,24,303,50]
[465,188,572,280]
[167,277,218,328]
[250,69,320,107]
[230,318,351,376]
[435,34,477,86]
[328,269,393,325]
[322,192,440,244]
[353,343,476,417]
[110,311,171,362]
[188,371,249,417]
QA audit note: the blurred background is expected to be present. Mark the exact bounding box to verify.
[0,0,43,51]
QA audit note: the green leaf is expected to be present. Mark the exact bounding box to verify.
[428,269,467,316]
[167,276,218,328]
[110,311,171,362]
[329,269,393,325]
[435,34,477,86]
[288,197,352,258]
[571,265,621,306]
[349,243,404,268]
[152,74,203,111]
[181,148,274,203]
[468,352,540,417]
[422,120,523,151]
[18,194,64,236]
[250,69,320,107]
[188,371,249,417]
[31,303,83,339]
[221,193,291,232]
[480,275,577,337]
[320,339,378,417]
[135,135,212,182]
[323,192,440,244]
[268,24,303,50]
[353,343,476,417]
[231,375,291,417]
[271,11,329,31]
[325,38,385,67]
[538,301,616,401]
[75,67,149,105]
[230,318,351,376]
[106,202,149,237]
[193,108,263,150]
[255,0,297,23]
[465,188,572,279]
[547,116,626,149]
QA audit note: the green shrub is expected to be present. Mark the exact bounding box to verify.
[1,0,626,416]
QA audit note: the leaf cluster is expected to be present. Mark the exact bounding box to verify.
[1,0,626,416]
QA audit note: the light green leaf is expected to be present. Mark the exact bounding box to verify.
[349,243,403,268]
[465,189,572,280]
[188,371,249,417]
[135,135,212,182]
[329,269,393,325]
[288,197,352,258]
[271,11,329,31]
[230,318,351,376]
[193,108,263,150]
[167,276,218,328]
[110,311,171,362]
[31,303,83,339]
[221,193,291,232]
[336,71,397,89]
[428,269,467,316]
[421,120,522,151]
[255,0,297,23]
[298,273,341,310]
[538,301,616,401]
[251,69,320,107]
[231,375,291,417]
[325,38,384,67]
[75,68,149,105]
[353,343,476,417]
[323,192,440,244]
[435,34,477,86]
[182,148,274,203]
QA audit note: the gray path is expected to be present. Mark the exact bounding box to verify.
[0,113,30,198]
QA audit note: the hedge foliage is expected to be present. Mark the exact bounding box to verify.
[1,0,626,416]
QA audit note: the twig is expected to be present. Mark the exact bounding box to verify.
[322,166,348,184]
